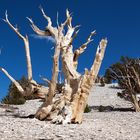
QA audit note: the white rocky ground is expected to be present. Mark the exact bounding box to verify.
[0,84,140,140]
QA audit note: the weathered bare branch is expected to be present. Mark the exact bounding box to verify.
[3,11,24,39]
[27,17,50,36]
[69,29,80,45]
[73,31,96,69]
[74,30,96,57]
[90,38,107,78]
[61,9,71,28]
[39,6,52,27]
[0,67,24,94]
[28,7,59,38]
[40,75,50,85]
[3,11,33,80]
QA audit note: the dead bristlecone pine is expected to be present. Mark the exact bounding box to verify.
[29,8,107,124]
[0,7,107,124]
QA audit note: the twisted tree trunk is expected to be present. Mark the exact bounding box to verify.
[1,8,107,124]
[29,8,107,124]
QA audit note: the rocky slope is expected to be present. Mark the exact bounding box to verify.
[0,84,140,140]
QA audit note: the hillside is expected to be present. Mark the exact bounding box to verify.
[0,84,140,140]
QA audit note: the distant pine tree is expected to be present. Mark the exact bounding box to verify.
[104,68,113,84]
[105,56,140,112]
[2,76,38,104]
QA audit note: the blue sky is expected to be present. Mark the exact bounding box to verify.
[0,0,140,99]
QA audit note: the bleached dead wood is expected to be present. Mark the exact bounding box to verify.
[71,39,107,123]
[3,11,33,81]
[0,67,24,94]
[1,7,107,124]
[73,30,96,69]
[29,8,107,123]
[1,11,49,99]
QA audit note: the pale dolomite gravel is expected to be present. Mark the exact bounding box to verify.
[0,84,140,140]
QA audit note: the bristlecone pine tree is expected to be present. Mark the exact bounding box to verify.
[107,56,140,112]
[0,8,107,124]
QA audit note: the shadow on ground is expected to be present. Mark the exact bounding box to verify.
[89,105,135,112]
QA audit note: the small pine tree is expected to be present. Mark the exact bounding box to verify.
[2,76,37,104]
[106,56,140,112]
[104,69,113,84]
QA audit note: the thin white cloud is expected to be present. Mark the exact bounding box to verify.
[0,46,3,55]
[30,34,56,44]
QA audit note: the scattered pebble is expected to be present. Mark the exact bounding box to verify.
[0,84,140,140]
